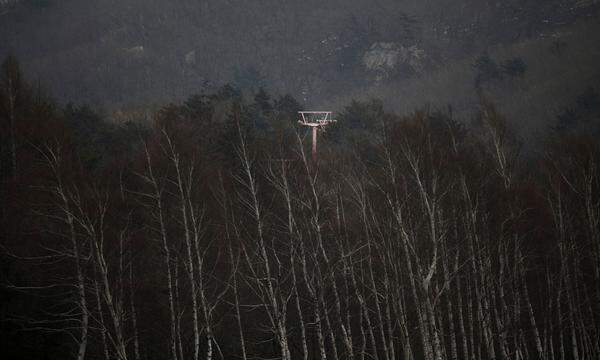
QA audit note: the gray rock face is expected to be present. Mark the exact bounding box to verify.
[363,42,425,79]
[363,43,400,72]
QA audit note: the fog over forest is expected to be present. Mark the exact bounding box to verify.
[1,1,600,360]
[1,0,599,133]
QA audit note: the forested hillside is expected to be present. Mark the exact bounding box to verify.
[1,0,600,137]
[2,55,600,360]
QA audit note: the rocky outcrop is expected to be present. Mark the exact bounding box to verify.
[362,42,425,79]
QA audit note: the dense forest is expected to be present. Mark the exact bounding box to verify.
[2,0,600,136]
[1,53,600,360]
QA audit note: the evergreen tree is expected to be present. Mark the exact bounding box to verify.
[0,56,29,178]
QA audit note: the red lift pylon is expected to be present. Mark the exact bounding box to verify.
[298,111,336,163]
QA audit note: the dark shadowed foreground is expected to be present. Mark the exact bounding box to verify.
[1,57,600,360]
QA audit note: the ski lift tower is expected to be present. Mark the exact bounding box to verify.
[298,111,336,163]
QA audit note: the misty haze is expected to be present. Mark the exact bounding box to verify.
[1,1,600,359]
